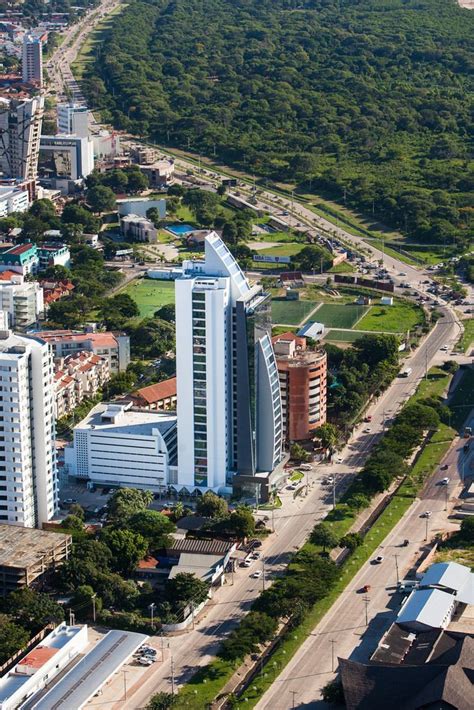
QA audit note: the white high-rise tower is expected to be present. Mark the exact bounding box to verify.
[0,95,44,183]
[175,233,282,493]
[0,312,57,527]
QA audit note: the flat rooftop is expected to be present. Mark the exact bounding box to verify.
[75,402,177,438]
[31,630,148,710]
[0,524,70,569]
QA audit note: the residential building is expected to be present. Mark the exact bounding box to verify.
[56,103,89,138]
[120,214,157,243]
[0,243,38,275]
[175,232,282,494]
[54,350,109,418]
[0,96,44,184]
[40,279,74,309]
[39,134,94,193]
[39,329,130,373]
[0,524,71,596]
[0,623,88,710]
[22,34,43,85]
[64,402,177,492]
[0,272,44,327]
[397,588,458,632]
[0,312,58,527]
[0,184,29,216]
[129,377,177,411]
[37,244,70,271]
[137,158,174,187]
[273,332,327,441]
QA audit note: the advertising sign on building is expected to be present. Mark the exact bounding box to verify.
[253,255,291,264]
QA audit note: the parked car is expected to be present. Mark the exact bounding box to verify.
[243,559,252,567]
[300,464,312,471]
[362,584,371,593]
[363,427,372,433]
[374,556,384,564]
[251,570,262,579]
[421,511,432,518]
[440,477,449,485]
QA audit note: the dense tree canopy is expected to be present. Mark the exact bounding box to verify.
[83,0,473,247]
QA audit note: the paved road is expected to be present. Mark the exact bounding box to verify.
[256,432,472,710]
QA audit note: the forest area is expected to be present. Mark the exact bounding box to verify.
[82,0,473,247]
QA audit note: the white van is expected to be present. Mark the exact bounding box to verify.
[299,464,312,471]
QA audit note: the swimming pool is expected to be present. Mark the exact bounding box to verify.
[166,223,195,236]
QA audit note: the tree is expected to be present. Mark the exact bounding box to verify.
[166,573,209,610]
[154,303,175,323]
[229,507,255,539]
[147,693,176,710]
[60,514,84,532]
[347,493,370,512]
[100,529,148,574]
[290,442,310,463]
[292,245,332,273]
[3,588,64,632]
[460,517,474,544]
[195,491,228,519]
[69,503,85,520]
[126,168,148,193]
[107,488,153,521]
[310,522,339,551]
[340,532,363,552]
[87,185,116,214]
[127,510,175,544]
[72,585,103,620]
[314,423,339,451]
[321,678,345,705]
[61,204,99,233]
[0,614,29,664]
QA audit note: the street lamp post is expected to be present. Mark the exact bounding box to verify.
[149,602,156,630]
[363,596,370,626]
[425,516,429,542]
[330,639,336,672]
[394,554,400,585]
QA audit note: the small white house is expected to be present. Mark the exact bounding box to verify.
[380,296,394,306]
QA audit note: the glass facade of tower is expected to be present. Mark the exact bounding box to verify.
[192,291,208,486]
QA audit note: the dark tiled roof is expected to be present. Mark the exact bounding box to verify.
[169,538,234,556]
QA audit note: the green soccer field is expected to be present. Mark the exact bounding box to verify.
[271,298,319,325]
[324,329,368,343]
[121,279,175,318]
[313,303,368,329]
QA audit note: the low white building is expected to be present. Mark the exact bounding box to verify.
[0,623,87,710]
[64,402,177,491]
[117,197,166,219]
[0,186,29,217]
[0,273,44,328]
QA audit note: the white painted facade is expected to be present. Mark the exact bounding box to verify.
[0,96,44,182]
[0,314,57,527]
[65,403,177,491]
[56,103,89,138]
[175,233,282,492]
[0,623,87,710]
[0,186,30,217]
[0,277,44,328]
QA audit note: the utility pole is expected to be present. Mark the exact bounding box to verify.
[425,516,429,542]
[68,609,75,626]
[149,602,156,630]
[122,670,128,701]
[290,690,298,709]
[332,473,336,510]
[191,600,195,630]
[262,560,266,591]
[271,504,275,534]
[91,593,96,623]
[425,345,428,381]
[363,596,370,626]
[394,554,400,584]
[445,484,449,512]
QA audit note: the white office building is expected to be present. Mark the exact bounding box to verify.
[56,103,89,139]
[64,402,177,492]
[175,232,282,494]
[39,134,94,191]
[0,185,30,217]
[0,274,44,328]
[22,34,43,85]
[0,96,44,182]
[0,312,57,527]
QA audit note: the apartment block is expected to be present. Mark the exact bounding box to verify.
[0,243,39,276]
[0,96,44,183]
[0,272,44,328]
[0,312,58,527]
[22,34,43,85]
[54,351,109,418]
[273,332,327,441]
[39,329,130,374]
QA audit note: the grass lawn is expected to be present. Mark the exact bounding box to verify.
[120,278,175,317]
[271,299,319,325]
[356,301,423,333]
[325,329,367,343]
[401,244,459,265]
[435,547,474,568]
[411,367,451,404]
[258,243,305,258]
[173,204,196,222]
[272,325,298,337]
[253,231,303,243]
[289,471,304,482]
[457,318,474,353]
[329,261,355,273]
[314,303,368,328]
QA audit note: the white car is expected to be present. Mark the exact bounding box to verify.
[335,456,343,463]
[421,510,432,518]
[138,657,155,666]
[440,344,448,351]
[326,476,334,484]
[251,570,262,579]
[243,559,252,567]
[440,477,449,485]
